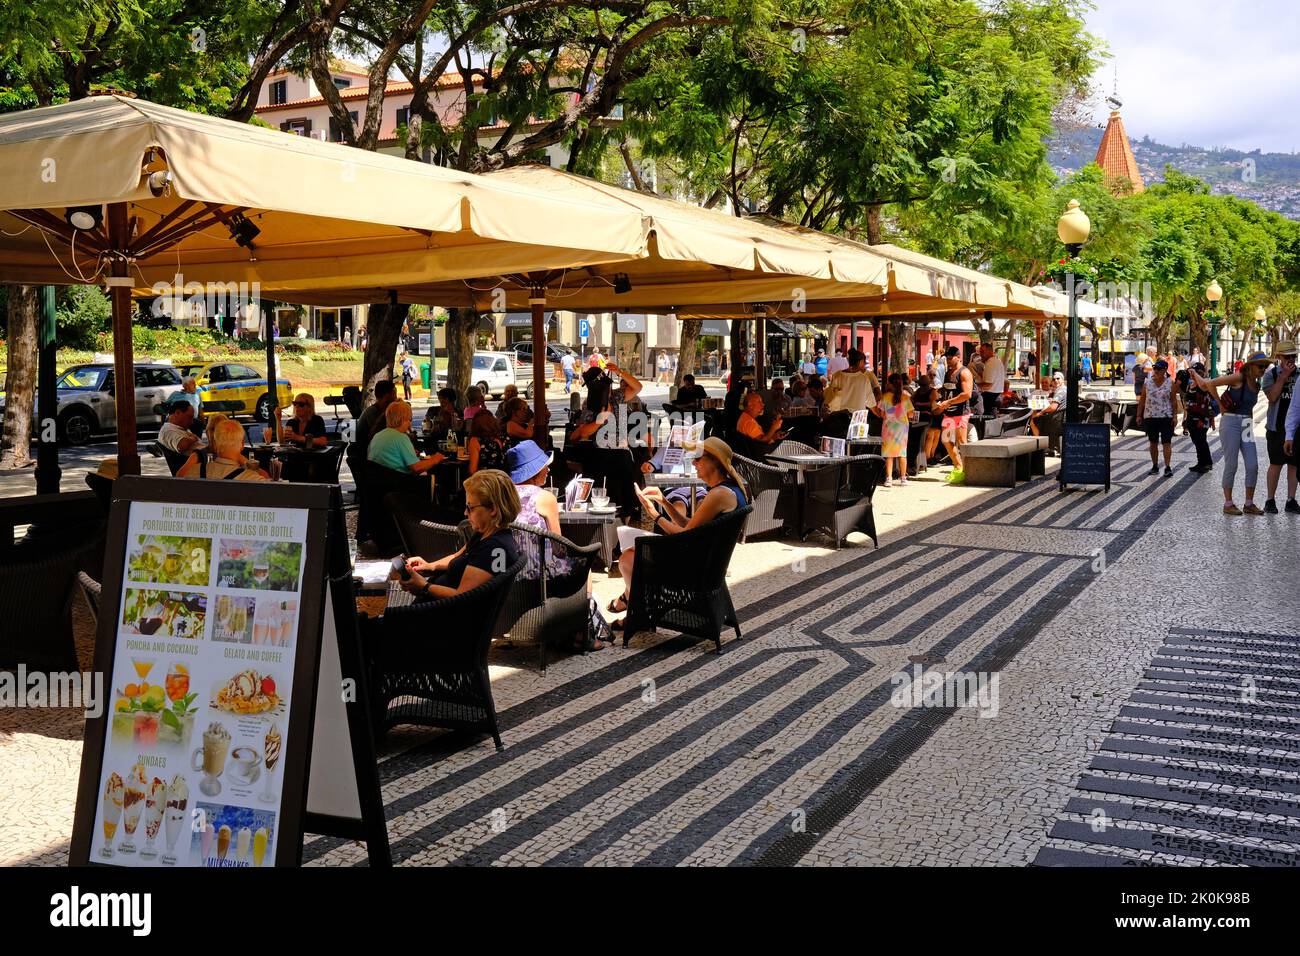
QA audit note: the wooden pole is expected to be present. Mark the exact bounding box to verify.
[530,288,548,450]
[1033,319,1045,389]
[34,285,61,493]
[107,203,140,476]
[754,310,766,389]
[266,303,281,442]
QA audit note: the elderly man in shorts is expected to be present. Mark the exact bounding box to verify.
[932,347,974,483]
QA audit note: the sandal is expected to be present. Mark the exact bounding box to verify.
[606,596,628,614]
[609,617,625,632]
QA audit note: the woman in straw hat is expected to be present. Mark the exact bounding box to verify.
[605,437,747,630]
[1193,351,1272,515]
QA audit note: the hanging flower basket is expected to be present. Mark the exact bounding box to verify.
[1039,256,1101,291]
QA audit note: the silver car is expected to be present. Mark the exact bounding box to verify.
[0,363,183,446]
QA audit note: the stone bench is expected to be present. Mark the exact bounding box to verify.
[961,436,1047,487]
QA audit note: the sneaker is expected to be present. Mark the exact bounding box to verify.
[1148,465,1160,476]
[946,468,965,485]
[1243,503,1265,515]
[1163,466,1173,477]
[883,477,893,487]
[1265,499,1279,514]
[1223,503,1243,515]
[900,475,909,486]
[1286,499,1300,514]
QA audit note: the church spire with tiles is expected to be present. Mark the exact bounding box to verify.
[1095,82,1145,195]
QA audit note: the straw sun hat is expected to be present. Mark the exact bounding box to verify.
[699,436,747,493]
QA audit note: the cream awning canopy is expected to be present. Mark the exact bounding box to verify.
[265,165,894,309]
[0,93,655,474]
[0,93,650,289]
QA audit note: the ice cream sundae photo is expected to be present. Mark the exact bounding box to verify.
[99,772,124,859]
[162,774,188,865]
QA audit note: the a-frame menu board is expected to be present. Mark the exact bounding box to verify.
[69,476,389,867]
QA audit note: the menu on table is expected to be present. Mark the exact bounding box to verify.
[89,500,309,868]
[847,410,871,440]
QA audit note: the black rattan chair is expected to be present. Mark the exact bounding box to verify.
[801,453,884,549]
[732,453,794,541]
[358,461,430,554]
[77,570,102,629]
[0,540,101,671]
[388,505,466,561]
[152,440,189,476]
[280,443,346,483]
[363,556,525,750]
[994,408,1033,438]
[623,505,751,653]
[502,524,601,672]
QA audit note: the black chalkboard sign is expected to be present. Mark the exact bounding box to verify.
[1059,422,1111,491]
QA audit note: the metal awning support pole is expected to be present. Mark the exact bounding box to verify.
[754,306,767,388]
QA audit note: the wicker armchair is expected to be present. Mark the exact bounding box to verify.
[771,439,820,458]
[504,524,602,672]
[731,453,794,541]
[623,505,751,653]
[77,571,102,628]
[0,540,101,671]
[363,556,525,750]
[801,454,884,549]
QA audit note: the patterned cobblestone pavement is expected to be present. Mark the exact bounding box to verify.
[4,419,1297,866]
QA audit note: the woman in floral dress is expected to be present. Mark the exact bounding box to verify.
[879,372,913,487]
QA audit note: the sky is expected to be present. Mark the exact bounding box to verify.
[1085,0,1300,154]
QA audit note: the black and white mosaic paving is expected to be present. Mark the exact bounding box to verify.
[290,425,1288,867]
[1034,626,1300,868]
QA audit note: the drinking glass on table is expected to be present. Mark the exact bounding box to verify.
[591,485,609,510]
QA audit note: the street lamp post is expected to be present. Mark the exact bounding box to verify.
[1056,199,1091,423]
[1206,280,1223,377]
[1254,305,1267,353]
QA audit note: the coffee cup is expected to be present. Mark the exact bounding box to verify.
[229,746,261,783]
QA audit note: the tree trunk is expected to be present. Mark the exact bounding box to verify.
[865,204,883,245]
[675,319,701,387]
[1001,319,1016,369]
[887,319,909,374]
[445,307,480,403]
[1189,311,1209,354]
[1,285,38,469]
[360,300,409,405]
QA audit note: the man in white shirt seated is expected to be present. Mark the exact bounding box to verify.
[827,349,850,376]
[157,398,204,456]
[821,348,881,438]
[975,342,1006,416]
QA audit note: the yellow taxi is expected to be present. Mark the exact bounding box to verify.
[176,361,293,421]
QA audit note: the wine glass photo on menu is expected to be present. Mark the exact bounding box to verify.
[215,539,304,592]
[126,534,213,588]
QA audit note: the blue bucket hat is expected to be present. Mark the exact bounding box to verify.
[506,440,553,483]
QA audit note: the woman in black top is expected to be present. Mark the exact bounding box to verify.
[569,364,644,521]
[467,410,509,474]
[404,470,521,599]
[266,392,327,447]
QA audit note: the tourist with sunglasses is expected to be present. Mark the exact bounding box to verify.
[264,392,327,448]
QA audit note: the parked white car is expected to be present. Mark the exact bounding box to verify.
[436,351,534,399]
[0,363,182,445]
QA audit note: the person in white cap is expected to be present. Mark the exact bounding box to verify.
[1029,371,1068,456]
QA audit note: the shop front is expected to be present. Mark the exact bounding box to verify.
[614,313,647,378]
[695,319,729,377]
[503,311,557,349]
